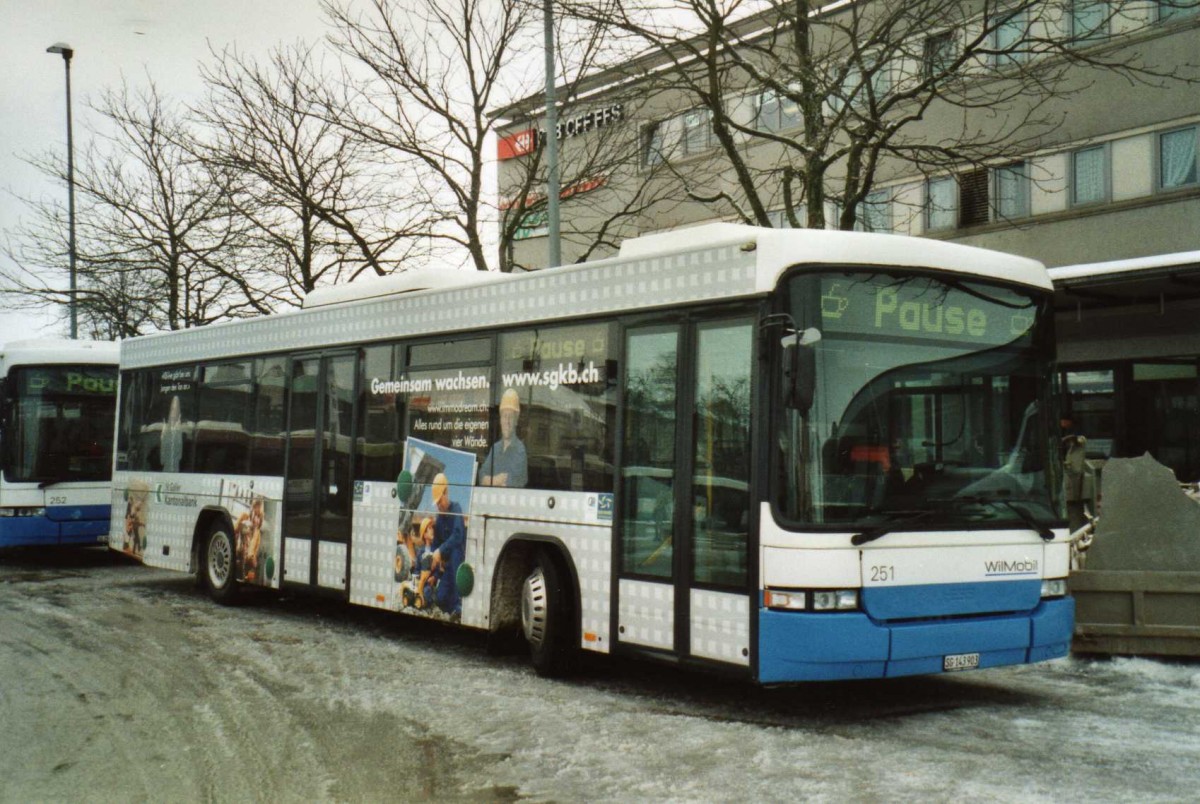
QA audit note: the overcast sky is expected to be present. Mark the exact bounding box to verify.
[0,0,330,343]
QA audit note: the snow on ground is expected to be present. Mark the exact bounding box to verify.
[2,551,1198,802]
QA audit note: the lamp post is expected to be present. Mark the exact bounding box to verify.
[542,0,561,269]
[46,43,77,339]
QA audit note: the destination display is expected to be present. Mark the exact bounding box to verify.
[18,366,117,397]
[818,276,1035,347]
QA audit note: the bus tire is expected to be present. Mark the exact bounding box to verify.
[522,549,576,677]
[200,520,240,605]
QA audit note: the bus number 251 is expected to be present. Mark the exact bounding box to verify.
[870,565,896,583]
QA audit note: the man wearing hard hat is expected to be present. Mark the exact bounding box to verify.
[480,387,528,488]
[429,473,466,617]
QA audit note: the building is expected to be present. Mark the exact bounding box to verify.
[492,1,1200,274]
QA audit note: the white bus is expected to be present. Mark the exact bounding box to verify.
[111,224,1073,682]
[0,339,119,548]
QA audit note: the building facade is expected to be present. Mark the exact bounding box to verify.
[493,1,1200,272]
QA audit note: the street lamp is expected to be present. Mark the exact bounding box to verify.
[542,0,561,269]
[46,43,77,339]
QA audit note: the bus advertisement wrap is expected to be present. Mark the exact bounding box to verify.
[393,438,477,620]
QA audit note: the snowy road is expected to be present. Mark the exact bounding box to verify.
[1,547,1197,802]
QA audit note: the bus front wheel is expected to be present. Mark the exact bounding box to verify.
[201,521,241,605]
[522,550,575,677]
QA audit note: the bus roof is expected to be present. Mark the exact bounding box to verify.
[121,226,1050,369]
[1048,250,1200,284]
[622,224,1051,293]
[0,339,120,368]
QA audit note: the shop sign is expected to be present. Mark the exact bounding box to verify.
[496,104,624,160]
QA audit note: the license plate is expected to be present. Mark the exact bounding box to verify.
[943,652,980,672]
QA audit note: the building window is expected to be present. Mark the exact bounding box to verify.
[681,108,712,155]
[829,57,891,115]
[926,176,958,231]
[871,60,893,100]
[992,9,1029,67]
[924,31,957,79]
[757,91,781,130]
[859,189,892,232]
[993,162,1030,219]
[756,89,800,132]
[1159,1,1200,22]
[959,168,990,227]
[1072,145,1109,205]
[1071,1,1110,44]
[1160,126,1198,189]
[643,122,666,168]
[766,208,793,229]
[768,201,843,229]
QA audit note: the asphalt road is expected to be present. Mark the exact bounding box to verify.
[2,547,1197,802]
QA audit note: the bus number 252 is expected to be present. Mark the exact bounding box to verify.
[870,565,896,583]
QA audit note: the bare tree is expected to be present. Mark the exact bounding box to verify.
[496,120,683,270]
[197,42,433,302]
[562,0,1194,231]
[493,63,689,270]
[3,80,273,333]
[320,0,542,271]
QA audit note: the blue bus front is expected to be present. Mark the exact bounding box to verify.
[0,364,117,547]
[759,270,1072,682]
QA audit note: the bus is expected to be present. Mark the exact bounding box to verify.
[1050,251,1200,657]
[110,224,1073,682]
[0,339,119,548]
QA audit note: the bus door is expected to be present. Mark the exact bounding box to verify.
[281,351,358,591]
[615,315,754,667]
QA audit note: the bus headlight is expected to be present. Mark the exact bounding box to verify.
[0,507,46,518]
[813,589,859,611]
[764,590,807,611]
[1040,578,1067,598]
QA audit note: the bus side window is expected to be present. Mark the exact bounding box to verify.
[495,323,616,493]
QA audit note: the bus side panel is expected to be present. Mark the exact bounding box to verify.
[110,471,284,587]
[475,488,614,654]
[348,484,614,647]
[349,485,401,612]
[690,589,751,667]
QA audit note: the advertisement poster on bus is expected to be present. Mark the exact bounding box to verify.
[220,478,280,589]
[120,479,149,558]
[394,437,477,620]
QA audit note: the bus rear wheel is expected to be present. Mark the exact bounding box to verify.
[201,520,240,605]
[521,549,576,677]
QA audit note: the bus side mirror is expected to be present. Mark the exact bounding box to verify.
[783,329,820,413]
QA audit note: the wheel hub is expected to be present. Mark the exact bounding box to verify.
[208,531,232,588]
[521,566,548,647]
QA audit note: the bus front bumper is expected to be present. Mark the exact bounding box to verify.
[0,505,111,548]
[756,596,1074,683]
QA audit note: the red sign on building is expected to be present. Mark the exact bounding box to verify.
[497,128,537,160]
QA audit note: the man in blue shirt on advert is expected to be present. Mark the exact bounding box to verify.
[480,388,528,488]
[430,473,466,618]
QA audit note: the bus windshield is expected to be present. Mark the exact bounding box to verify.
[775,271,1063,531]
[4,365,118,484]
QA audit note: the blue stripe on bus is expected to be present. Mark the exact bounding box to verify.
[757,592,1073,684]
[861,579,1042,620]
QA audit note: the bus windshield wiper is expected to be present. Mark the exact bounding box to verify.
[851,509,940,546]
[955,494,1055,542]
[37,476,76,490]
